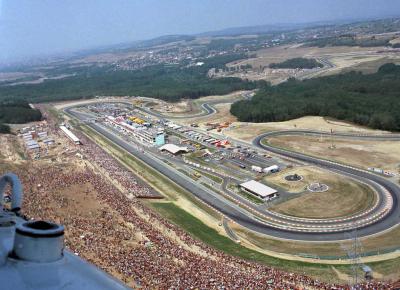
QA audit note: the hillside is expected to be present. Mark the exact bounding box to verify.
[231,63,400,131]
[0,54,257,103]
[269,58,322,69]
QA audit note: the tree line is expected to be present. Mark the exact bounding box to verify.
[304,35,393,48]
[0,101,42,134]
[231,63,400,131]
[0,54,257,104]
[269,58,322,69]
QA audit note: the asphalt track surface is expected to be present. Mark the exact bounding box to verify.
[253,131,400,240]
[66,105,400,241]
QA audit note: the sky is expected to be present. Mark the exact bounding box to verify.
[1,0,400,62]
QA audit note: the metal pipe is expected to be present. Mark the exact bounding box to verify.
[0,173,23,212]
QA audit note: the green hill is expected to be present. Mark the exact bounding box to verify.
[231,63,400,131]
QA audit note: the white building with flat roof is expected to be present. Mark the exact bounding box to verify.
[240,180,278,200]
[60,126,81,145]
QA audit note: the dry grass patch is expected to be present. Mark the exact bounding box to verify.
[267,166,376,219]
[225,116,385,142]
[268,135,400,172]
[232,221,400,260]
[223,44,394,83]
[182,103,237,127]
[340,56,400,74]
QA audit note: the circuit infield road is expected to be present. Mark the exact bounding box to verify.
[66,106,400,241]
[253,131,400,240]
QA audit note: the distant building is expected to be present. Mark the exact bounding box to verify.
[106,116,165,146]
[37,131,48,139]
[25,140,40,152]
[43,138,55,145]
[155,133,165,146]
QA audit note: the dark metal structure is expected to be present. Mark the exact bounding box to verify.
[0,173,130,290]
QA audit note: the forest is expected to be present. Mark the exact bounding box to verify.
[0,54,257,103]
[231,63,400,131]
[0,124,10,134]
[269,58,322,69]
[0,101,42,134]
[304,35,392,48]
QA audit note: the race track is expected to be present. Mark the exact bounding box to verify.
[65,104,400,241]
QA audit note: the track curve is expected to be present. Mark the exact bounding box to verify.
[253,130,400,239]
[65,101,400,241]
[141,102,216,119]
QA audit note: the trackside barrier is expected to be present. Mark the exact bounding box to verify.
[298,247,400,260]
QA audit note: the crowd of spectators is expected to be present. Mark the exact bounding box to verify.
[2,106,397,289]
[76,131,158,198]
[10,163,396,290]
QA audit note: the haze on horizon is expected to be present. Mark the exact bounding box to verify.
[1,0,400,63]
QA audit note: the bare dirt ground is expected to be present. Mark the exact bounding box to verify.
[267,166,376,219]
[268,135,400,173]
[221,44,400,83]
[157,91,246,119]
[322,54,400,76]
[340,56,400,74]
[180,102,237,127]
[151,99,195,114]
[249,45,385,67]
[0,135,25,163]
[194,90,245,103]
[224,116,387,142]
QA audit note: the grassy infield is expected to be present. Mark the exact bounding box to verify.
[76,122,400,283]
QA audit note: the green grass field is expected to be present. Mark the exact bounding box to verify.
[237,189,265,205]
[150,201,400,282]
[149,202,350,282]
[194,169,223,184]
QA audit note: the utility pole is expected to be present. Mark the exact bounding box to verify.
[341,227,366,288]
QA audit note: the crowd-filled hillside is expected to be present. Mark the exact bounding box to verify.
[231,63,400,131]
